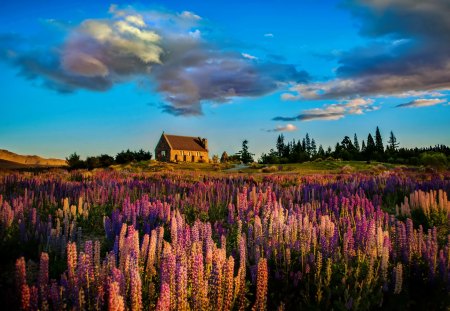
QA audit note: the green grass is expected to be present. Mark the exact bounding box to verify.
[241,160,407,174]
[104,159,417,175]
[110,160,237,173]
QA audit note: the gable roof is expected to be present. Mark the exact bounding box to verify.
[163,134,208,152]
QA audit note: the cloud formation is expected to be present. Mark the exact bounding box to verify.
[267,124,297,132]
[396,98,446,108]
[282,0,450,101]
[0,6,308,116]
[274,98,378,121]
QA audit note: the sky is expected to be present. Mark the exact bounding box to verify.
[1,0,449,159]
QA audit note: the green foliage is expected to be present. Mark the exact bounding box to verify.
[238,139,255,164]
[66,152,86,170]
[420,152,448,169]
[116,149,152,164]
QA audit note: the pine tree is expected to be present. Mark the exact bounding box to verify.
[387,131,399,151]
[305,134,311,156]
[276,134,285,158]
[326,146,332,156]
[361,140,366,152]
[341,136,354,151]
[354,134,360,152]
[375,126,384,153]
[239,139,254,164]
[220,151,229,163]
[311,139,317,156]
[318,145,325,157]
[366,134,376,161]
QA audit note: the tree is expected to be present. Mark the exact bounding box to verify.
[317,145,325,158]
[239,140,254,164]
[341,136,355,151]
[310,139,317,157]
[220,151,229,163]
[361,140,366,152]
[387,131,399,151]
[334,142,342,157]
[98,154,115,167]
[276,134,285,158]
[305,133,311,156]
[366,134,376,161]
[66,152,85,170]
[326,146,332,157]
[354,134,360,152]
[212,154,219,164]
[86,156,100,170]
[375,126,384,153]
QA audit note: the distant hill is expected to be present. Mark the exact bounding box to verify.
[0,149,67,168]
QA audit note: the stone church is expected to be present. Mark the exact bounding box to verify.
[155,133,209,162]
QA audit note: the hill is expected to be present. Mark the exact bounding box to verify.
[0,149,67,168]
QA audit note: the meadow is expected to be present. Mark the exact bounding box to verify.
[0,164,449,310]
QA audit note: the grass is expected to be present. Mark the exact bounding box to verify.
[110,160,236,173]
[241,160,405,174]
[81,159,416,175]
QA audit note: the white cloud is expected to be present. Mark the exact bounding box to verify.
[180,11,201,20]
[189,29,201,39]
[241,53,258,60]
[268,124,298,132]
[264,33,274,38]
[273,98,379,122]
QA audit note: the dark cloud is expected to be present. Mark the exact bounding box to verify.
[273,98,378,122]
[273,111,345,122]
[396,98,446,108]
[283,0,450,100]
[0,7,308,116]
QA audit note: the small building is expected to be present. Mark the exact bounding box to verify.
[155,133,209,162]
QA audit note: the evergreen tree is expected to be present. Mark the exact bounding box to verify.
[220,151,229,163]
[318,145,325,158]
[375,126,384,153]
[305,134,311,156]
[276,134,285,157]
[239,139,254,164]
[361,140,366,152]
[341,136,355,151]
[326,146,332,157]
[354,134,360,152]
[334,142,342,157]
[366,134,376,160]
[387,131,399,151]
[311,139,317,156]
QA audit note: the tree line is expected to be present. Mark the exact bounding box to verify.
[66,149,152,170]
[258,127,450,168]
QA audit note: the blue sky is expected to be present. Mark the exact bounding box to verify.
[1,0,449,159]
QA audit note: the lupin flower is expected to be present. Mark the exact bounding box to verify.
[130,254,142,311]
[108,281,125,311]
[252,258,268,311]
[176,264,188,311]
[393,263,403,294]
[15,257,27,290]
[38,252,49,302]
[20,284,30,310]
[223,256,235,311]
[156,282,170,311]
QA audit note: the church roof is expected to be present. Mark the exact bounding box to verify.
[163,134,208,152]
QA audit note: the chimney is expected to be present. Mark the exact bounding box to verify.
[201,138,208,151]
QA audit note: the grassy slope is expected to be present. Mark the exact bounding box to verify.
[110,160,412,174]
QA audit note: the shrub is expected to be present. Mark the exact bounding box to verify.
[420,152,447,170]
